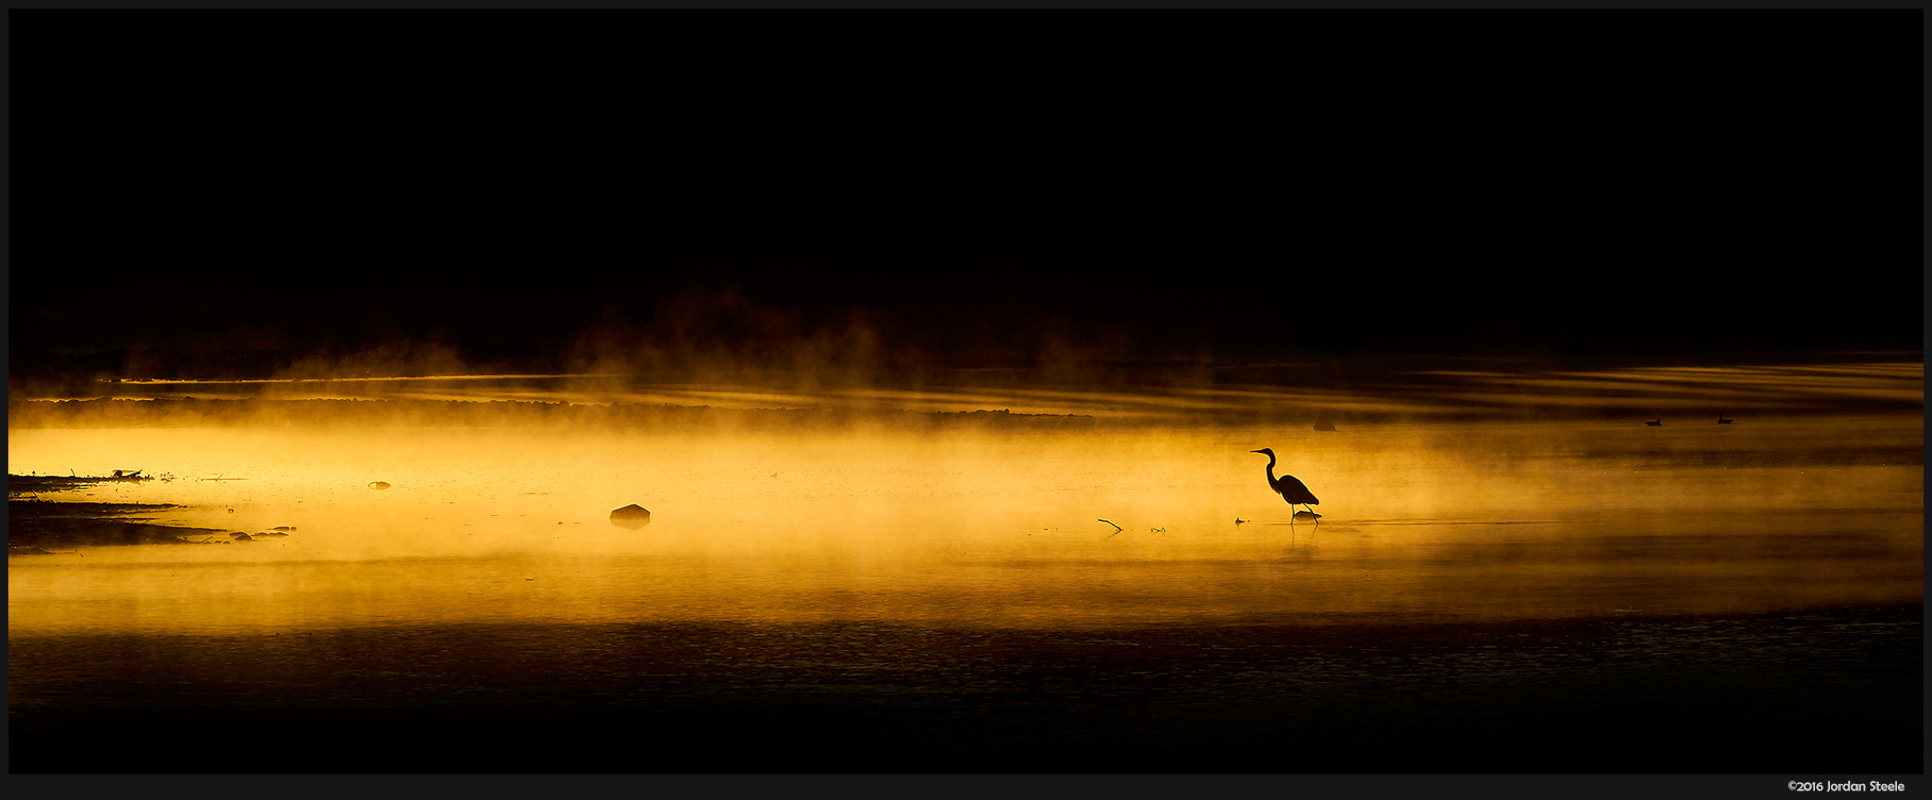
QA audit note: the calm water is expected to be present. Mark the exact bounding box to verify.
[8,372,1923,772]
[9,414,1922,634]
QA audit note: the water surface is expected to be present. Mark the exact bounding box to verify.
[9,366,1922,773]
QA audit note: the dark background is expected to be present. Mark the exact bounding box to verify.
[11,15,1923,389]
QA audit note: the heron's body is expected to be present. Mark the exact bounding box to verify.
[1251,448,1319,514]
[1269,472,1319,506]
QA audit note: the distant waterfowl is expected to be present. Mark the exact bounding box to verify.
[1717,413,1732,424]
[1644,419,1662,427]
[1251,448,1320,520]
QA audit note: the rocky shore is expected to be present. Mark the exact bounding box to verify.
[7,497,239,552]
[8,475,246,552]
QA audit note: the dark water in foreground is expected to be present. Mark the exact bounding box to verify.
[9,604,1919,773]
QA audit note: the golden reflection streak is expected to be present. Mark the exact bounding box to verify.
[1559,370,1923,391]
[1404,363,1922,410]
[1447,376,1899,403]
[125,373,627,385]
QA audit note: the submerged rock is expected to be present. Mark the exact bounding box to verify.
[368,481,391,490]
[610,504,652,529]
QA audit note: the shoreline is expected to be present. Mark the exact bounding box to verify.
[7,492,240,551]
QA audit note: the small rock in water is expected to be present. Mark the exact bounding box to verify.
[368,481,392,490]
[610,504,652,529]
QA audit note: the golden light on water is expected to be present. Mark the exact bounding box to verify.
[14,12,1922,774]
[10,357,1923,776]
[11,362,1921,638]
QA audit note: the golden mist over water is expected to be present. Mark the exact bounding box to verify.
[9,360,1921,637]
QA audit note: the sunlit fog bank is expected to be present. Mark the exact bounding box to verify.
[11,347,1922,636]
[10,365,1921,635]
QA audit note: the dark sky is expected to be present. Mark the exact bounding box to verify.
[12,15,1923,382]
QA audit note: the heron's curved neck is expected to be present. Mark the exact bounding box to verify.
[1261,452,1278,480]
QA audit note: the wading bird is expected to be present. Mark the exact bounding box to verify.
[1251,448,1319,518]
[1717,413,1732,424]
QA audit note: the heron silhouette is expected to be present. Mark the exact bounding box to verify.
[1251,448,1319,519]
[1717,413,1732,424]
